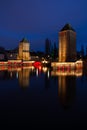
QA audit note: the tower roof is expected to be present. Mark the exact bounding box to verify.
[20,38,29,43]
[60,23,75,32]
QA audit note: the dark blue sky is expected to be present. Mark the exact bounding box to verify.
[0,0,87,52]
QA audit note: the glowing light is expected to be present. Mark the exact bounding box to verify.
[42,67,47,73]
[16,72,18,79]
[31,66,34,70]
[42,60,48,64]
[10,54,12,57]
[10,72,12,77]
[36,69,38,77]
[33,61,42,68]
[47,70,50,78]
[39,66,41,70]
[51,60,83,71]
[51,69,82,77]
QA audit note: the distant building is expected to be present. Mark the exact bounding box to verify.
[0,53,5,60]
[17,38,30,61]
[30,51,45,61]
[6,48,18,60]
[0,46,7,61]
[59,23,76,62]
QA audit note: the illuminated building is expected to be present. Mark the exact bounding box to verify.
[59,23,76,62]
[18,38,30,61]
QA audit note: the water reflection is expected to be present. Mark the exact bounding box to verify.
[44,70,50,89]
[0,66,51,89]
[18,68,30,88]
[0,66,87,127]
[51,69,83,77]
[0,67,31,88]
[58,76,76,109]
[0,66,83,107]
[0,70,8,80]
[51,69,83,109]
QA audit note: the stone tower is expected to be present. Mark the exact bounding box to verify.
[59,23,76,62]
[18,38,30,61]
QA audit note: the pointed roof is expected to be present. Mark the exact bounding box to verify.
[20,38,29,43]
[60,23,75,32]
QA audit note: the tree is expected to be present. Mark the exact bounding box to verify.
[86,46,87,57]
[81,44,84,58]
[53,42,58,59]
[45,38,51,56]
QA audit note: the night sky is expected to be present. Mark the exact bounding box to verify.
[0,0,87,52]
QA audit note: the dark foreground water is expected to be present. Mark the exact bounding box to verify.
[0,67,87,128]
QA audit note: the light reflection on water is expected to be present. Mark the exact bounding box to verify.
[0,67,87,127]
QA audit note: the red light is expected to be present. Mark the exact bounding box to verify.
[33,62,42,68]
[39,66,41,70]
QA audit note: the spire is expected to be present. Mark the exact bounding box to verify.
[20,38,29,43]
[60,23,75,32]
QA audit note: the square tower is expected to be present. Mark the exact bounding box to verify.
[59,24,76,62]
[18,38,30,61]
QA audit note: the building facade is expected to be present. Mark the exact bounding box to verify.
[18,38,30,61]
[59,24,76,62]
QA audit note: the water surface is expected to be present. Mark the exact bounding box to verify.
[0,67,87,128]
